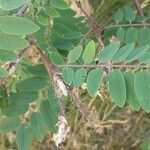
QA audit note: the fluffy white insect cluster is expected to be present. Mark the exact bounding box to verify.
[52,115,70,147]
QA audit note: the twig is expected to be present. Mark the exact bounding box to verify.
[75,1,104,48]
[70,88,91,122]
[15,0,32,16]
[55,64,150,69]
[36,47,66,116]
[134,0,143,16]
[105,23,150,29]
[102,105,117,121]
[121,112,145,145]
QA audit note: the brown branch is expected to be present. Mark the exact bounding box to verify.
[15,0,32,16]
[134,0,143,16]
[75,1,104,48]
[105,23,150,29]
[55,64,150,69]
[36,47,92,121]
[70,88,91,121]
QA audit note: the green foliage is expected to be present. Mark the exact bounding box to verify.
[0,0,25,11]
[124,71,140,111]
[68,45,83,63]
[0,67,8,78]
[134,71,150,112]
[0,1,149,149]
[0,16,40,35]
[82,40,96,64]
[114,8,124,23]
[0,32,29,50]
[107,70,126,107]
[16,123,32,150]
[73,68,87,88]
[99,42,120,63]
[62,67,74,85]
[0,116,20,134]
[51,0,69,10]
[124,6,136,22]
[29,112,47,142]
[87,69,103,96]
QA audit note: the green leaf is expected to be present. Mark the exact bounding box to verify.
[124,6,136,22]
[48,47,64,65]
[16,77,48,91]
[25,64,49,77]
[134,71,150,112]
[139,51,150,64]
[107,70,126,107]
[87,69,103,96]
[0,0,25,11]
[125,28,138,44]
[36,15,48,26]
[73,68,87,88]
[0,116,20,133]
[62,67,74,85]
[82,40,96,64]
[0,50,17,61]
[47,86,60,115]
[125,45,149,63]
[112,43,135,62]
[116,27,125,41]
[0,67,9,78]
[0,32,29,50]
[30,112,46,142]
[63,31,81,40]
[1,104,29,116]
[0,16,40,35]
[124,71,140,111]
[10,92,38,105]
[16,123,32,150]
[141,141,150,150]
[54,39,72,50]
[114,8,124,23]
[68,45,83,63]
[40,100,58,133]
[139,28,150,46]
[51,0,69,10]
[99,42,120,63]
[44,6,60,18]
